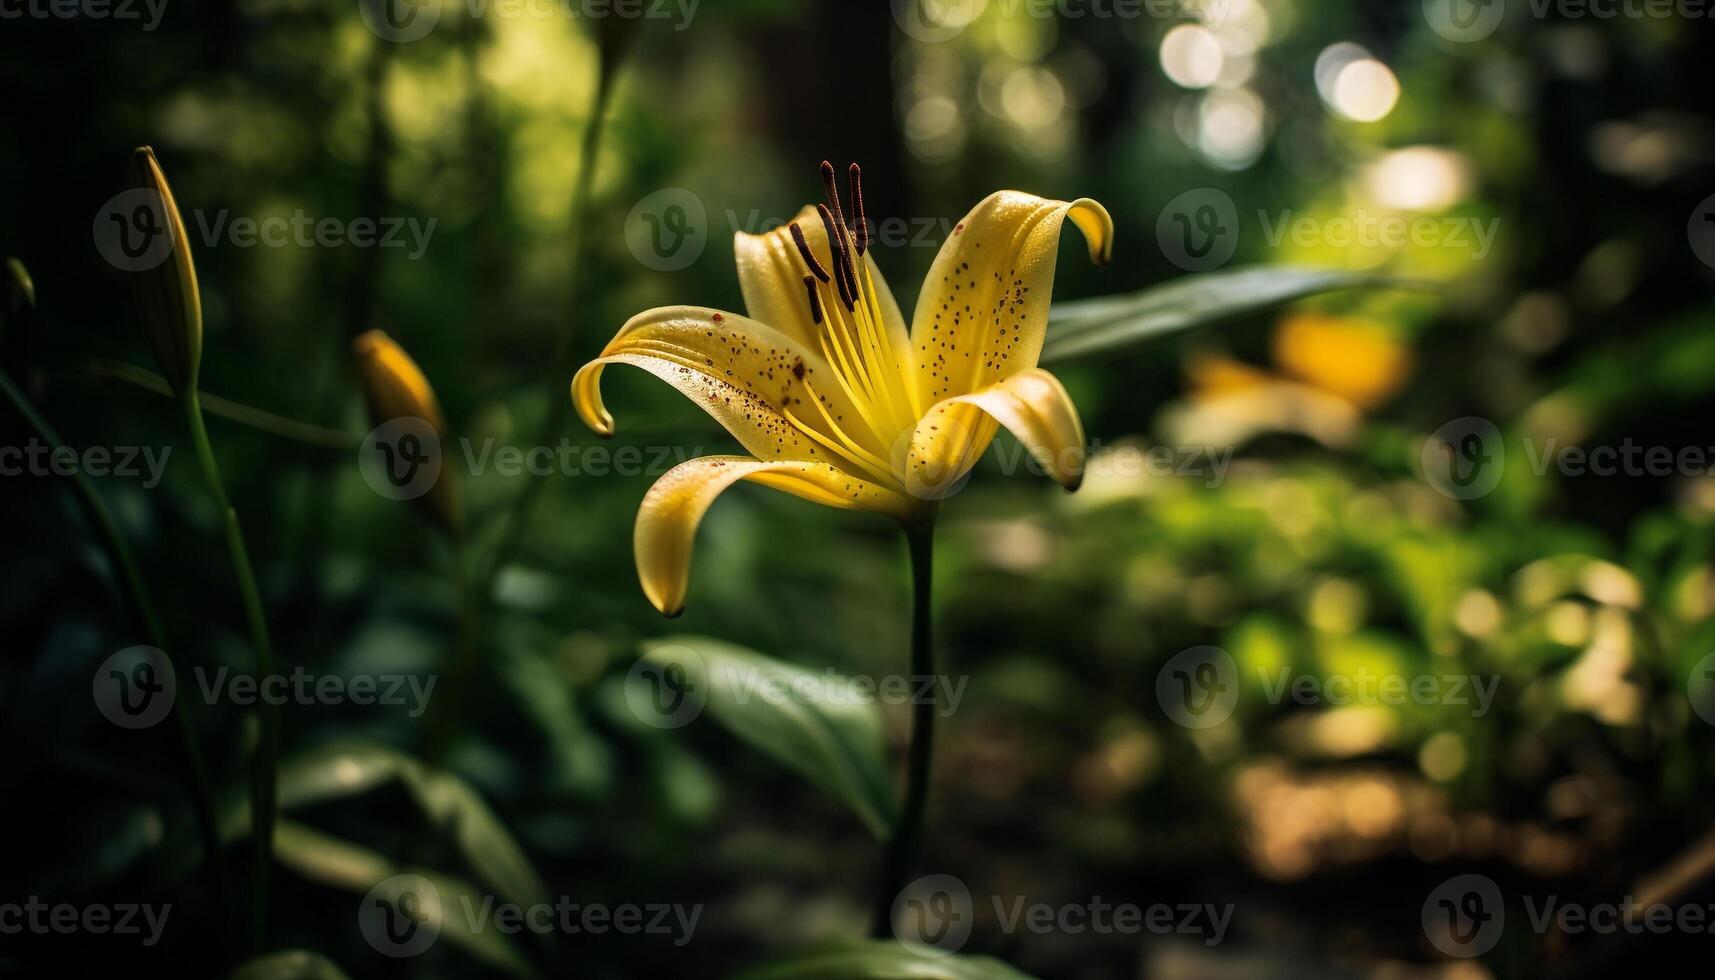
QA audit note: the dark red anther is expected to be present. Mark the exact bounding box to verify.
[802,275,823,326]
[820,160,845,225]
[789,222,829,283]
[848,163,868,256]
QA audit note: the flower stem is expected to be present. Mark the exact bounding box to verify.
[872,520,936,937]
[182,387,278,950]
[0,369,228,943]
[83,357,354,450]
[423,531,477,768]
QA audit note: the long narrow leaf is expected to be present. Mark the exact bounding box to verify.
[271,821,538,979]
[1042,266,1427,363]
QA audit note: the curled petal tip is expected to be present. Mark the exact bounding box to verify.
[660,605,686,620]
[1069,198,1115,268]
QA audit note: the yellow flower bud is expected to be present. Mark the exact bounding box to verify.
[352,329,460,533]
[2,257,33,346]
[124,147,203,396]
[4,257,34,315]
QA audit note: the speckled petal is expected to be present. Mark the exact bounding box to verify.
[900,368,1087,499]
[636,455,911,616]
[911,192,1112,406]
[573,306,876,474]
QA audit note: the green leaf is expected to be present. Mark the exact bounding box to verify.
[228,949,353,980]
[90,743,550,917]
[59,744,549,905]
[731,940,1039,979]
[641,636,898,838]
[269,743,551,915]
[1041,265,1427,363]
[271,821,539,979]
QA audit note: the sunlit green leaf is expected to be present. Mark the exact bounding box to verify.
[270,743,550,915]
[228,949,352,980]
[642,636,898,838]
[271,821,538,979]
[731,940,1038,979]
[1041,266,1423,363]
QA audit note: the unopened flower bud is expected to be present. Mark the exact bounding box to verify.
[124,147,202,396]
[352,329,460,533]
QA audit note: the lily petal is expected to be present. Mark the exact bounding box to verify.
[902,368,1087,499]
[573,305,887,473]
[912,191,1112,406]
[734,205,911,358]
[636,455,910,616]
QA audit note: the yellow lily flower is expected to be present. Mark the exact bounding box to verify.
[575,163,1112,616]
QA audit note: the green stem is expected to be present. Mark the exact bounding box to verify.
[423,532,478,768]
[182,388,278,950]
[84,358,354,450]
[0,370,227,935]
[872,520,936,938]
[481,44,623,596]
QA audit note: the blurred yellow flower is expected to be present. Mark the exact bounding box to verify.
[1272,312,1412,410]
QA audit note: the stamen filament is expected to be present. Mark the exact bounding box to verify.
[787,391,897,482]
[815,327,896,456]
